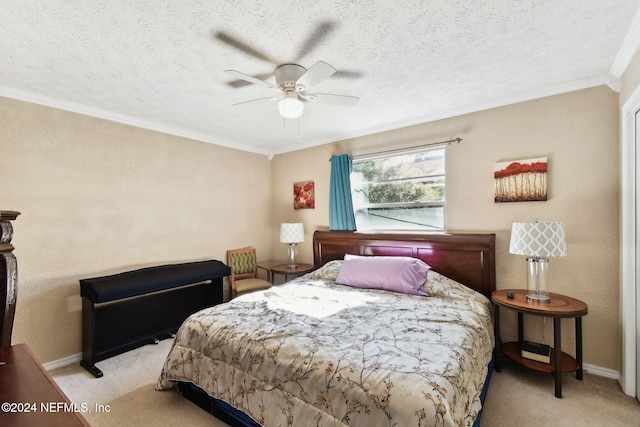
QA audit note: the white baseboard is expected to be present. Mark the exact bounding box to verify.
[43,352,82,371]
[583,363,621,381]
[44,350,623,387]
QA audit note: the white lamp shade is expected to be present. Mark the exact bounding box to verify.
[278,94,304,119]
[280,223,304,243]
[509,221,567,257]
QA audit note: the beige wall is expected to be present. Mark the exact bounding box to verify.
[1,85,622,372]
[1,97,273,363]
[272,85,621,371]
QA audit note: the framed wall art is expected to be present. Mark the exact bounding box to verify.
[294,181,315,209]
[494,157,547,202]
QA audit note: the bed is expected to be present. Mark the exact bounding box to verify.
[157,230,496,427]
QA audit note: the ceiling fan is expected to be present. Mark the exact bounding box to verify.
[225,62,359,119]
[215,22,361,119]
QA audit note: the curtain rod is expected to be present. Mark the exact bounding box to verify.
[329,137,462,161]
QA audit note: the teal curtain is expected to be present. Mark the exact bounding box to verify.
[329,154,357,231]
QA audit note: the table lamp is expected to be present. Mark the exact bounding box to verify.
[509,221,567,302]
[280,223,304,268]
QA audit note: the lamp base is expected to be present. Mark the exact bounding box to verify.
[525,257,550,303]
[526,293,550,303]
[287,243,298,268]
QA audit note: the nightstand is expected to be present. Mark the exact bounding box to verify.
[492,289,588,398]
[258,261,314,284]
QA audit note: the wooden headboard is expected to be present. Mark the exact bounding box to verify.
[313,230,496,299]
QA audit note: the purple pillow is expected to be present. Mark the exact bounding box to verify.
[335,254,430,296]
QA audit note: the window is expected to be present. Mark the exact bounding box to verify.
[351,147,445,231]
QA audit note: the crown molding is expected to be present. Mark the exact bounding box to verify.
[0,86,272,156]
[272,76,611,155]
[2,76,612,158]
[610,6,640,78]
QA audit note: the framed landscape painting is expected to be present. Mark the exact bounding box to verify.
[494,157,547,202]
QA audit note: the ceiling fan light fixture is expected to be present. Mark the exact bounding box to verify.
[278,93,304,119]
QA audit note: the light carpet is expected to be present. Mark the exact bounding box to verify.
[50,339,640,426]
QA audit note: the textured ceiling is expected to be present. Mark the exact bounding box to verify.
[1,1,639,156]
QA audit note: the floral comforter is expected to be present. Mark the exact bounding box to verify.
[156,261,494,427]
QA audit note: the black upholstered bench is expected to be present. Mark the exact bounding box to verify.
[80,260,230,378]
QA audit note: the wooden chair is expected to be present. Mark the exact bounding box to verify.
[226,249,271,298]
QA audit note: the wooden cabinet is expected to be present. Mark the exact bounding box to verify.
[0,344,90,426]
[1,210,20,348]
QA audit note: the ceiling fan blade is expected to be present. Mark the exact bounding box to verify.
[215,31,278,64]
[295,61,336,91]
[224,70,277,90]
[333,70,364,79]
[306,93,360,107]
[232,96,280,106]
[226,72,273,88]
[293,21,336,62]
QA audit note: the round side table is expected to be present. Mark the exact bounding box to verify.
[492,289,588,398]
[269,263,314,284]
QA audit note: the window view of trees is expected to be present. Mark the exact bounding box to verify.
[351,148,445,230]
